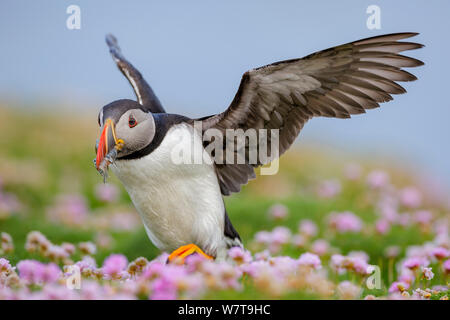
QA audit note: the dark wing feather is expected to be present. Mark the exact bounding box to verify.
[200,32,423,196]
[106,34,165,113]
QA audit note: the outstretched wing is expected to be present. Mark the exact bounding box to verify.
[200,32,424,195]
[106,34,165,113]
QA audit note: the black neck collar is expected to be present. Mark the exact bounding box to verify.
[118,113,190,161]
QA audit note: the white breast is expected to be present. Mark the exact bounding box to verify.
[110,123,226,256]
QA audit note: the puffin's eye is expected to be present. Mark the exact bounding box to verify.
[128,115,137,128]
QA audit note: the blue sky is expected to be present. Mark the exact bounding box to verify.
[1,1,449,186]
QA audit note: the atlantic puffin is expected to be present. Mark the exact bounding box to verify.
[95,33,423,262]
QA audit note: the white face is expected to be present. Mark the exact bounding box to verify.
[114,108,156,157]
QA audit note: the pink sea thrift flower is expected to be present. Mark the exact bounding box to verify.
[433,220,449,236]
[148,263,204,300]
[267,204,288,220]
[36,284,79,300]
[140,261,165,281]
[328,211,363,233]
[47,194,88,226]
[150,277,178,300]
[298,219,318,237]
[95,183,119,202]
[25,230,50,253]
[254,231,272,245]
[431,247,449,260]
[377,196,399,223]
[95,232,114,249]
[200,261,239,291]
[270,256,298,275]
[348,251,369,263]
[421,267,434,280]
[79,281,108,300]
[228,247,252,265]
[270,227,291,245]
[264,227,292,254]
[0,258,12,273]
[330,254,368,275]
[0,232,14,254]
[41,263,62,284]
[17,260,61,284]
[61,242,76,256]
[102,254,128,279]
[210,262,243,291]
[79,242,97,256]
[389,281,409,293]
[413,210,433,225]
[337,281,361,299]
[291,234,307,249]
[375,219,391,235]
[316,179,341,199]
[311,239,329,256]
[0,191,21,218]
[297,252,321,269]
[434,232,449,248]
[330,254,346,273]
[405,245,427,259]
[403,257,429,270]
[443,259,450,274]
[348,257,369,275]
[399,187,422,208]
[254,228,291,254]
[366,170,389,189]
[241,260,271,278]
[330,254,345,266]
[46,245,70,262]
[398,269,415,285]
[254,250,271,261]
[184,253,210,273]
[75,256,97,274]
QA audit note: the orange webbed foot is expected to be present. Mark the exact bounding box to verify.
[168,243,213,264]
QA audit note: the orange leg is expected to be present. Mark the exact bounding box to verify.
[168,244,213,263]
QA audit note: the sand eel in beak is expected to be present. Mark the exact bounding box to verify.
[95,119,124,182]
[95,33,423,262]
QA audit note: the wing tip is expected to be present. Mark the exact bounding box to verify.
[398,31,420,38]
[354,32,422,46]
[105,33,122,55]
[105,33,117,46]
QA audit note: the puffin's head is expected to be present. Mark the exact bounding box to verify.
[95,99,155,170]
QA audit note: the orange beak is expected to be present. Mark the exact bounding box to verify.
[96,119,119,170]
